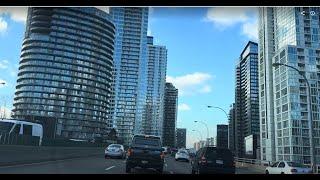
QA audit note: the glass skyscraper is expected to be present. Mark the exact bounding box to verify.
[109,7,149,145]
[12,7,116,140]
[163,82,178,147]
[144,36,167,137]
[259,7,320,164]
[234,41,260,158]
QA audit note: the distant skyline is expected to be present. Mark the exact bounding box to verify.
[0,7,258,148]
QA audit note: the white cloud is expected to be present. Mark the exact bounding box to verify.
[242,20,258,40]
[204,7,258,40]
[199,85,212,93]
[166,72,214,96]
[0,60,8,69]
[178,103,191,111]
[0,7,28,23]
[0,17,8,33]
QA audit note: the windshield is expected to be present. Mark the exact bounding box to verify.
[0,122,14,133]
[133,137,160,147]
[109,145,121,148]
[287,162,308,168]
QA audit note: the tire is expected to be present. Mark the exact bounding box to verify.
[105,155,108,159]
[192,168,195,174]
[265,170,269,174]
[157,167,163,174]
[281,172,285,174]
[126,165,131,173]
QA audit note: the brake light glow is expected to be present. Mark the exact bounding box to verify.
[127,148,133,156]
[160,151,165,159]
[200,156,207,164]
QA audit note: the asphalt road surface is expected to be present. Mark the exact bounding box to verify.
[0,155,264,174]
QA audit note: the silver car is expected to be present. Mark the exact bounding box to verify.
[105,144,126,159]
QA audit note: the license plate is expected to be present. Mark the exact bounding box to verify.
[216,160,223,164]
[141,160,148,164]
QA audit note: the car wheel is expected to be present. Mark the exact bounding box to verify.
[157,167,163,174]
[192,168,195,174]
[265,170,269,174]
[126,165,131,173]
[281,172,285,174]
[105,155,108,159]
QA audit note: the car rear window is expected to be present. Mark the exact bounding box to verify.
[110,144,121,148]
[204,148,233,160]
[133,137,160,147]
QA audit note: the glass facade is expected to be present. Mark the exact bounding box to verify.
[234,41,260,158]
[162,82,178,147]
[259,7,320,164]
[109,7,149,145]
[12,7,116,140]
[144,36,167,137]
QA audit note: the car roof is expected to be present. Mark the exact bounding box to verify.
[0,119,43,128]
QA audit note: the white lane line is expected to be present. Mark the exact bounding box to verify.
[105,166,116,171]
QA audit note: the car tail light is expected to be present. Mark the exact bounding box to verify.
[127,148,133,156]
[160,152,165,159]
[200,156,207,164]
[291,169,297,173]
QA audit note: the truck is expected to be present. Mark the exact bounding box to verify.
[125,134,165,173]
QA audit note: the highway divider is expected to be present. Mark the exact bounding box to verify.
[0,145,105,167]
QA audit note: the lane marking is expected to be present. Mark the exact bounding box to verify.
[105,166,116,171]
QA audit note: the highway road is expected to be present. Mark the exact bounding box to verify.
[0,155,264,174]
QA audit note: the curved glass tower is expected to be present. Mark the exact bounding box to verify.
[12,7,115,140]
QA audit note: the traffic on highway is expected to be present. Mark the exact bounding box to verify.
[0,134,265,174]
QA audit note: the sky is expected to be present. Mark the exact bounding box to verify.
[0,7,259,148]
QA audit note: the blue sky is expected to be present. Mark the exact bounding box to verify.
[0,7,258,148]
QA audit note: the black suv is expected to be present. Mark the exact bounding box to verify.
[126,134,165,173]
[191,146,235,174]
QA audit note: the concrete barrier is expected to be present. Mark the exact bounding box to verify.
[0,145,105,167]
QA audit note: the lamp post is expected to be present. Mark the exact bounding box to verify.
[192,129,203,142]
[207,105,230,148]
[272,62,315,173]
[194,120,209,146]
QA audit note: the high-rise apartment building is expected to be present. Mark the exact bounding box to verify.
[217,124,229,149]
[144,36,167,137]
[109,7,149,145]
[259,7,320,164]
[162,82,178,147]
[12,7,116,140]
[234,41,260,157]
[176,128,186,148]
[228,103,236,152]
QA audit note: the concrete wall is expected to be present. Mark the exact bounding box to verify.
[0,145,104,167]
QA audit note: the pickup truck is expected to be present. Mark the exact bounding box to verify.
[125,134,165,173]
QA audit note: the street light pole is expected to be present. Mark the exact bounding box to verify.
[207,105,230,148]
[194,120,209,146]
[192,129,203,141]
[273,62,315,173]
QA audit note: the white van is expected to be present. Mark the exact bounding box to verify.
[0,119,43,146]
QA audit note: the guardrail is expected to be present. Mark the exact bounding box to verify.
[234,157,320,174]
